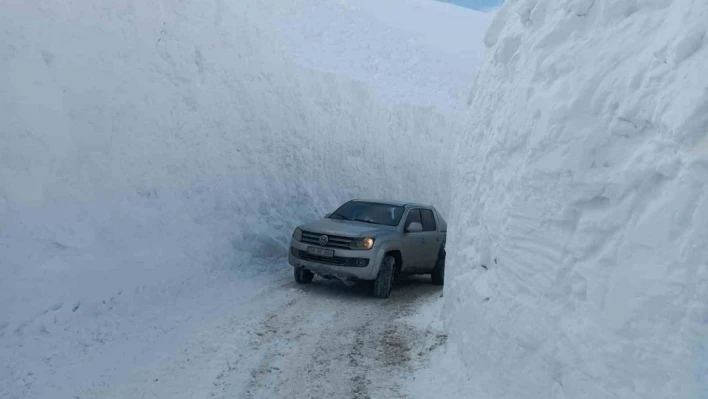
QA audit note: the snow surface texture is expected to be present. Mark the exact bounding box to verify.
[280,0,494,111]
[446,0,708,398]
[0,0,491,397]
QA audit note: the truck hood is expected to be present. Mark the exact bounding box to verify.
[299,219,397,237]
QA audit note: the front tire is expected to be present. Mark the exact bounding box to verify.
[431,248,445,286]
[373,255,396,298]
[294,267,314,284]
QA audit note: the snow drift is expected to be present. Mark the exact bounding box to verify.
[446,0,708,398]
[0,0,491,397]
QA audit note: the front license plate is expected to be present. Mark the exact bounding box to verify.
[307,246,334,258]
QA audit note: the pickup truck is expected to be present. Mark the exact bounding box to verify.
[288,199,447,298]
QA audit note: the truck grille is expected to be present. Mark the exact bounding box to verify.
[291,247,369,267]
[301,230,354,249]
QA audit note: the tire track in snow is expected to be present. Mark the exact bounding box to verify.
[74,272,445,399]
[224,276,444,399]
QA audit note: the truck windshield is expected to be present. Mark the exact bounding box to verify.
[329,201,405,227]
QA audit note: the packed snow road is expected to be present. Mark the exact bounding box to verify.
[81,270,446,399]
[238,276,445,399]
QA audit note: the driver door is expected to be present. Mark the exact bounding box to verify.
[401,208,424,272]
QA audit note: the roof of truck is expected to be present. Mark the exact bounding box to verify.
[351,198,433,208]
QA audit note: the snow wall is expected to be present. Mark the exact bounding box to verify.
[0,1,492,397]
[446,1,708,398]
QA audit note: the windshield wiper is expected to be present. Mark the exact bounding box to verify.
[353,218,378,225]
[331,211,350,220]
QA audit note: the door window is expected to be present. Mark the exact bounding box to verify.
[404,209,421,229]
[420,209,436,232]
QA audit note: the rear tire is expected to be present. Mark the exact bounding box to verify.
[431,248,445,286]
[294,267,314,284]
[373,255,396,298]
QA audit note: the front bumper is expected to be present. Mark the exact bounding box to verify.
[288,238,384,280]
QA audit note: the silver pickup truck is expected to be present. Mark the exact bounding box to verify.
[288,199,447,298]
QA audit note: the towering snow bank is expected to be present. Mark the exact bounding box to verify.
[0,0,491,397]
[280,0,494,110]
[446,1,708,398]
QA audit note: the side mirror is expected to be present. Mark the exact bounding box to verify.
[325,213,332,218]
[406,222,423,233]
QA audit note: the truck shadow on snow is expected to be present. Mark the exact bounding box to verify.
[292,275,442,302]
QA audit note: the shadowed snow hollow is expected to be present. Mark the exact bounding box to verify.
[0,1,491,398]
[446,1,708,398]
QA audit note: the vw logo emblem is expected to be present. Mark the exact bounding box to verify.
[319,235,329,246]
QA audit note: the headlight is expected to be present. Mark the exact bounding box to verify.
[292,228,302,241]
[350,237,374,250]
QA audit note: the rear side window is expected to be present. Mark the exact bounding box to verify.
[420,209,436,231]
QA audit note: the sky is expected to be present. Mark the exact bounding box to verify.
[433,0,504,11]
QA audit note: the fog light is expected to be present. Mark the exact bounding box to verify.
[356,259,367,267]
